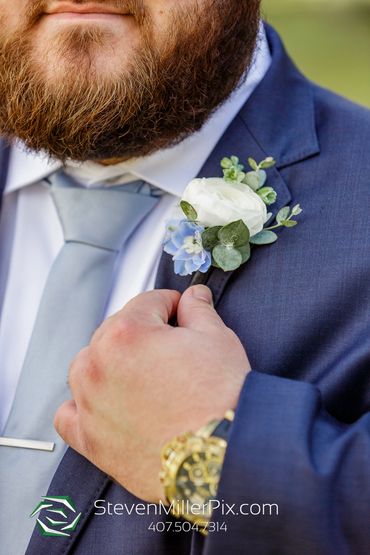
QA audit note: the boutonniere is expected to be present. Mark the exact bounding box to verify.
[163,155,302,276]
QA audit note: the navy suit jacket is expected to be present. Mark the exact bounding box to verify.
[1,25,369,555]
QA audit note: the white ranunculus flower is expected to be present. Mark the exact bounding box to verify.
[182,178,268,237]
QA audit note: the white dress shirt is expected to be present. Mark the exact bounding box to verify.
[0,27,271,433]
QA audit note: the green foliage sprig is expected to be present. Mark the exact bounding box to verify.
[221,155,277,205]
[177,155,303,273]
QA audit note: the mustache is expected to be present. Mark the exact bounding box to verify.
[25,0,146,26]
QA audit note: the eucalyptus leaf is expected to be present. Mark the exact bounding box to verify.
[249,230,278,245]
[258,170,267,188]
[201,226,222,250]
[282,220,298,228]
[248,157,258,171]
[238,243,251,264]
[244,171,260,191]
[276,206,290,224]
[212,245,243,272]
[180,200,198,221]
[259,157,276,169]
[218,220,250,247]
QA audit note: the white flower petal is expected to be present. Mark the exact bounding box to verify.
[182,178,267,236]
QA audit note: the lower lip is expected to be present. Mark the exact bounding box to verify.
[46,12,128,21]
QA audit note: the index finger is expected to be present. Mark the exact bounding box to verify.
[120,289,181,326]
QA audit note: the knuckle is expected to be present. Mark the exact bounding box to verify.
[53,406,64,435]
[68,347,90,386]
[84,358,102,386]
[223,326,242,347]
[101,316,141,348]
[54,403,75,440]
[69,347,102,398]
[224,325,237,340]
[91,313,118,343]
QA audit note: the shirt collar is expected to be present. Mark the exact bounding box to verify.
[5,23,271,198]
[5,145,61,195]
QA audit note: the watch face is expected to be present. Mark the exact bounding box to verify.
[175,438,226,517]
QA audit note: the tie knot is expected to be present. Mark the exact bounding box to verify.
[48,171,159,251]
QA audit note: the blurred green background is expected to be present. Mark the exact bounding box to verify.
[262,0,370,107]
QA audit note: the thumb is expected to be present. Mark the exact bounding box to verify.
[177,285,225,331]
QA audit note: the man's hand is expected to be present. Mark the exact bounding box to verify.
[54,285,251,502]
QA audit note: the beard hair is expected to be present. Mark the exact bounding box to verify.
[0,0,261,162]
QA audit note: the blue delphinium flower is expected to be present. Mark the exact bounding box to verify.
[163,219,211,276]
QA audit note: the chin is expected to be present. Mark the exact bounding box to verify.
[32,23,137,79]
[47,55,126,83]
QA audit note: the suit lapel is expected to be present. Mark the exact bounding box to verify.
[25,24,320,554]
[25,449,110,555]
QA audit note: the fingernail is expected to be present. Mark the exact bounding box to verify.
[191,285,213,305]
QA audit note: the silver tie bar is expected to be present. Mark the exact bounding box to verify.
[0,437,55,452]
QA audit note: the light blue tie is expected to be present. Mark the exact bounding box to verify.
[0,171,160,554]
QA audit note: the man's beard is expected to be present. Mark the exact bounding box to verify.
[0,1,261,162]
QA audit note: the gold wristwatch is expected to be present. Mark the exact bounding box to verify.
[159,410,234,534]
